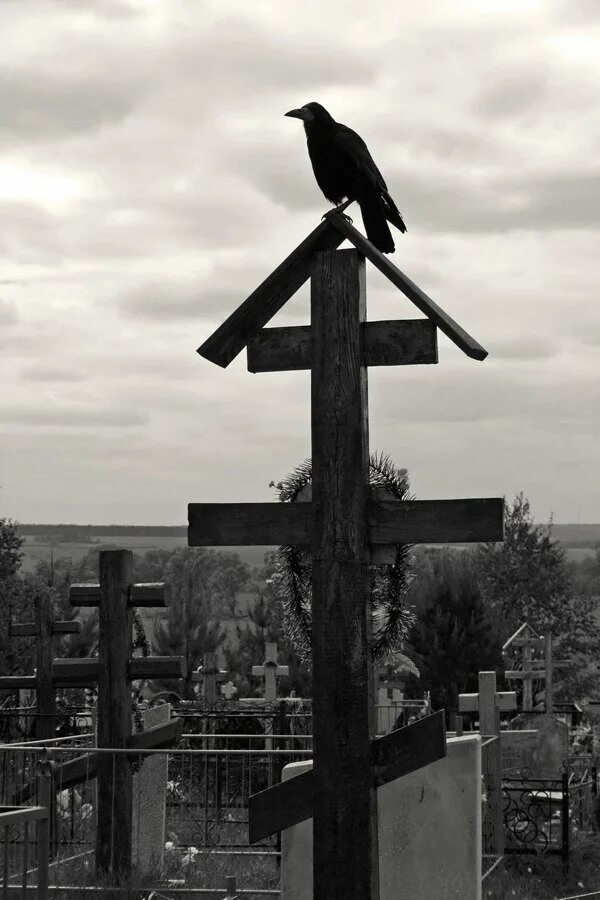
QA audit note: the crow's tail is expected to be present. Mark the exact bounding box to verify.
[382,190,407,234]
[359,194,395,254]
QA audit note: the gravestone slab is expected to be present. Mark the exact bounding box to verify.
[132,703,171,875]
[507,714,569,775]
[501,730,539,773]
[281,735,482,900]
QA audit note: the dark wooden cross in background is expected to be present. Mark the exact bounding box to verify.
[1,592,81,740]
[190,215,504,900]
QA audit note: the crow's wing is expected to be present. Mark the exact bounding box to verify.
[334,125,388,191]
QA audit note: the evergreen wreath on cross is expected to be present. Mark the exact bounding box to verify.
[269,452,416,665]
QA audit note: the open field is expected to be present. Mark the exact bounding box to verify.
[17,523,600,575]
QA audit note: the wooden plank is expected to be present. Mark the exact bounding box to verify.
[310,249,378,899]
[0,806,48,826]
[247,319,438,372]
[328,212,488,361]
[198,220,344,368]
[249,769,314,844]
[249,712,446,842]
[0,676,37,690]
[12,754,98,804]
[372,710,446,787]
[188,502,311,546]
[127,717,183,751]
[52,621,81,635]
[52,656,185,685]
[70,582,168,608]
[96,549,133,877]
[368,497,504,544]
[129,657,186,680]
[505,670,546,680]
[188,497,503,547]
[458,691,516,713]
[35,592,56,741]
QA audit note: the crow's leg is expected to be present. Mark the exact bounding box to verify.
[322,199,353,223]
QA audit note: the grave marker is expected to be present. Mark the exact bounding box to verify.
[252,642,289,702]
[459,671,516,858]
[191,218,503,899]
[2,592,81,740]
[192,652,227,702]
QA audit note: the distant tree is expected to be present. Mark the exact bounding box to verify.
[0,515,24,582]
[478,493,600,702]
[407,551,503,722]
[224,552,312,698]
[152,548,250,697]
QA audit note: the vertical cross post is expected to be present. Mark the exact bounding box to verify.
[544,633,553,714]
[522,646,533,711]
[311,249,378,899]
[96,549,133,879]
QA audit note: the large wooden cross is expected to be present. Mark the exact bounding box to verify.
[190,216,504,900]
[501,623,572,713]
[64,550,185,876]
[1,592,81,740]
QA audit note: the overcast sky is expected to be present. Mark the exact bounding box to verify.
[1,0,599,526]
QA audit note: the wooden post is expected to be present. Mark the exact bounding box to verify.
[545,633,553,714]
[35,593,56,742]
[96,549,134,878]
[311,249,378,899]
[522,646,533,711]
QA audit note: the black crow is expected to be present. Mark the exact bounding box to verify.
[285,101,406,254]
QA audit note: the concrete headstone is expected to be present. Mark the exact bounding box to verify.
[281,735,482,900]
[132,703,171,875]
[506,713,569,775]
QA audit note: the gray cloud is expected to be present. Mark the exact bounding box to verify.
[0,405,147,427]
[20,365,85,383]
[487,338,558,361]
[0,70,141,140]
[0,298,18,325]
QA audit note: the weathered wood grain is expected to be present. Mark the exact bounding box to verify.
[188,502,311,546]
[368,497,504,544]
[10,621,81,637]
[198,221,344,368]
[247,319,438,372]
[69,582,168,608]
[35,592,56,741]
[249,712,446,842]
[52,656,185,685]
[96,549,133,877]
[0,676,37,690]
[328,212,489,361]
[187,497,503,546]
[310,249,379,899]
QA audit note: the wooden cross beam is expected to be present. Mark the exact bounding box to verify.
[458,671,517,735]
[69,551,185,878]
[191,652,227,703]
[248,711,447,843]
[251,642,289,702]
[7,592,82,740]
[192,244,501,900]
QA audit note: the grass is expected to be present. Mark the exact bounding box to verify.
[485,841,600,899]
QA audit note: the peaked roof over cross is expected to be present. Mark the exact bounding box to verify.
[198,212,488,369]
[502,622,543,654]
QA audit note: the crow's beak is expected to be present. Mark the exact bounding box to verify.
[285,108,308,121]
